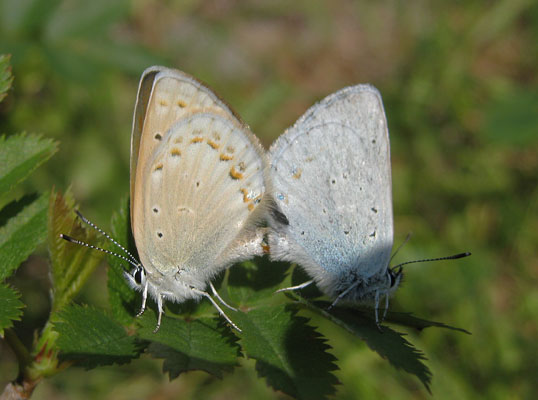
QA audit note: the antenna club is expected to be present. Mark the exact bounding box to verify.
[60,234,74,242]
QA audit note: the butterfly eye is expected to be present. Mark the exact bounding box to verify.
[134,268,144,285]
[388,266,403,288]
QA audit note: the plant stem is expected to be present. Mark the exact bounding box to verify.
[3,329,31,372]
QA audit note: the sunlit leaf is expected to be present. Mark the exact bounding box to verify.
[138,311,240,379]
[0,133,57,200]
[0,192,48,280]
[234,304,339,400]
[55,304,140,368]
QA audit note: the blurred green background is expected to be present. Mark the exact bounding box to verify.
[1,0,537,398]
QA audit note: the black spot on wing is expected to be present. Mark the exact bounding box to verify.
[270,201,289,226]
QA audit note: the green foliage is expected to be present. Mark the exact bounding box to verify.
[55,304,139,368]
[0,192,48,280]
[106,197,140,325]
[1,1,537,398]
[138,312,240,379]
[307,300,433,392]
[483,88,538,147]
[44,198,467,399]
[0,283,24,337]
[48,188,103,313]
[0,134,57,201]
[0,88,57,340]
[233,304,339,400]
[0,0,162,80]
[0,54,12,102]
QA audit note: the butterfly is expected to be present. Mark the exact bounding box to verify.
[63,66,271,331]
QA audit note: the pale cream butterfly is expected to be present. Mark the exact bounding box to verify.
[63,66,271,331]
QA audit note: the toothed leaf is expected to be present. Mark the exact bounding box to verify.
[0,133,57,199]
[55,304,140,368]
[232,304,339,400]
[0,284,24,337]
[137,310,240,379]
[0,192,48,280]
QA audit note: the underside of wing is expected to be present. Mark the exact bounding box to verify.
[133,111,268,287]
[130,66,242,221]
[269,85,393,290]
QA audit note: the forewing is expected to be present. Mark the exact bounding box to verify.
[130,66,240,222]
[269,85,393,279]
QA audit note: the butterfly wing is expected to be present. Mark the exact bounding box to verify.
[268,85,393,296]
[131,67,268,294]
[130,66,241,225]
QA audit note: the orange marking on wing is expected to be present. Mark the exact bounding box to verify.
[248,203,255,211]
[207,140,219,150]
[230,166,244,180]
[240,188,249,202]
[154,163,163,171]
[159,99,168,106]
[190,137,204,143]
[293,168,302,179]
[171,148,181,157]
[177,99,187,108]
[220,154,234,161]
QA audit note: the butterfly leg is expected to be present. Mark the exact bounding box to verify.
[137,280,149,317]
[275,279,314,293]
[190,287,241,332]
[382,292,390,322]
[328,280,360,310]
[374,291,383,332]
[210,282,238,312]
[154,294,164,333]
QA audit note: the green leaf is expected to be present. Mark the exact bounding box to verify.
[0,283,24,337]
[54,304,140,368]
[300,299,433,393]
[48,188,103,313]
[137,311,240,379]
[0,133,58,200]
[107,196,140,325]
[0,54,13,102]
[225,257,291,306]
[233,304,339,400]
[0,193,38,227]
[0,191,48,280]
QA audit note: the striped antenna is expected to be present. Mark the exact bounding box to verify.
[391,252,471,271]
[73,210,139,265]
[60,234,141,270]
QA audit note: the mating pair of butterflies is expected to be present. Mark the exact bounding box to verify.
[65,66,463,332]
